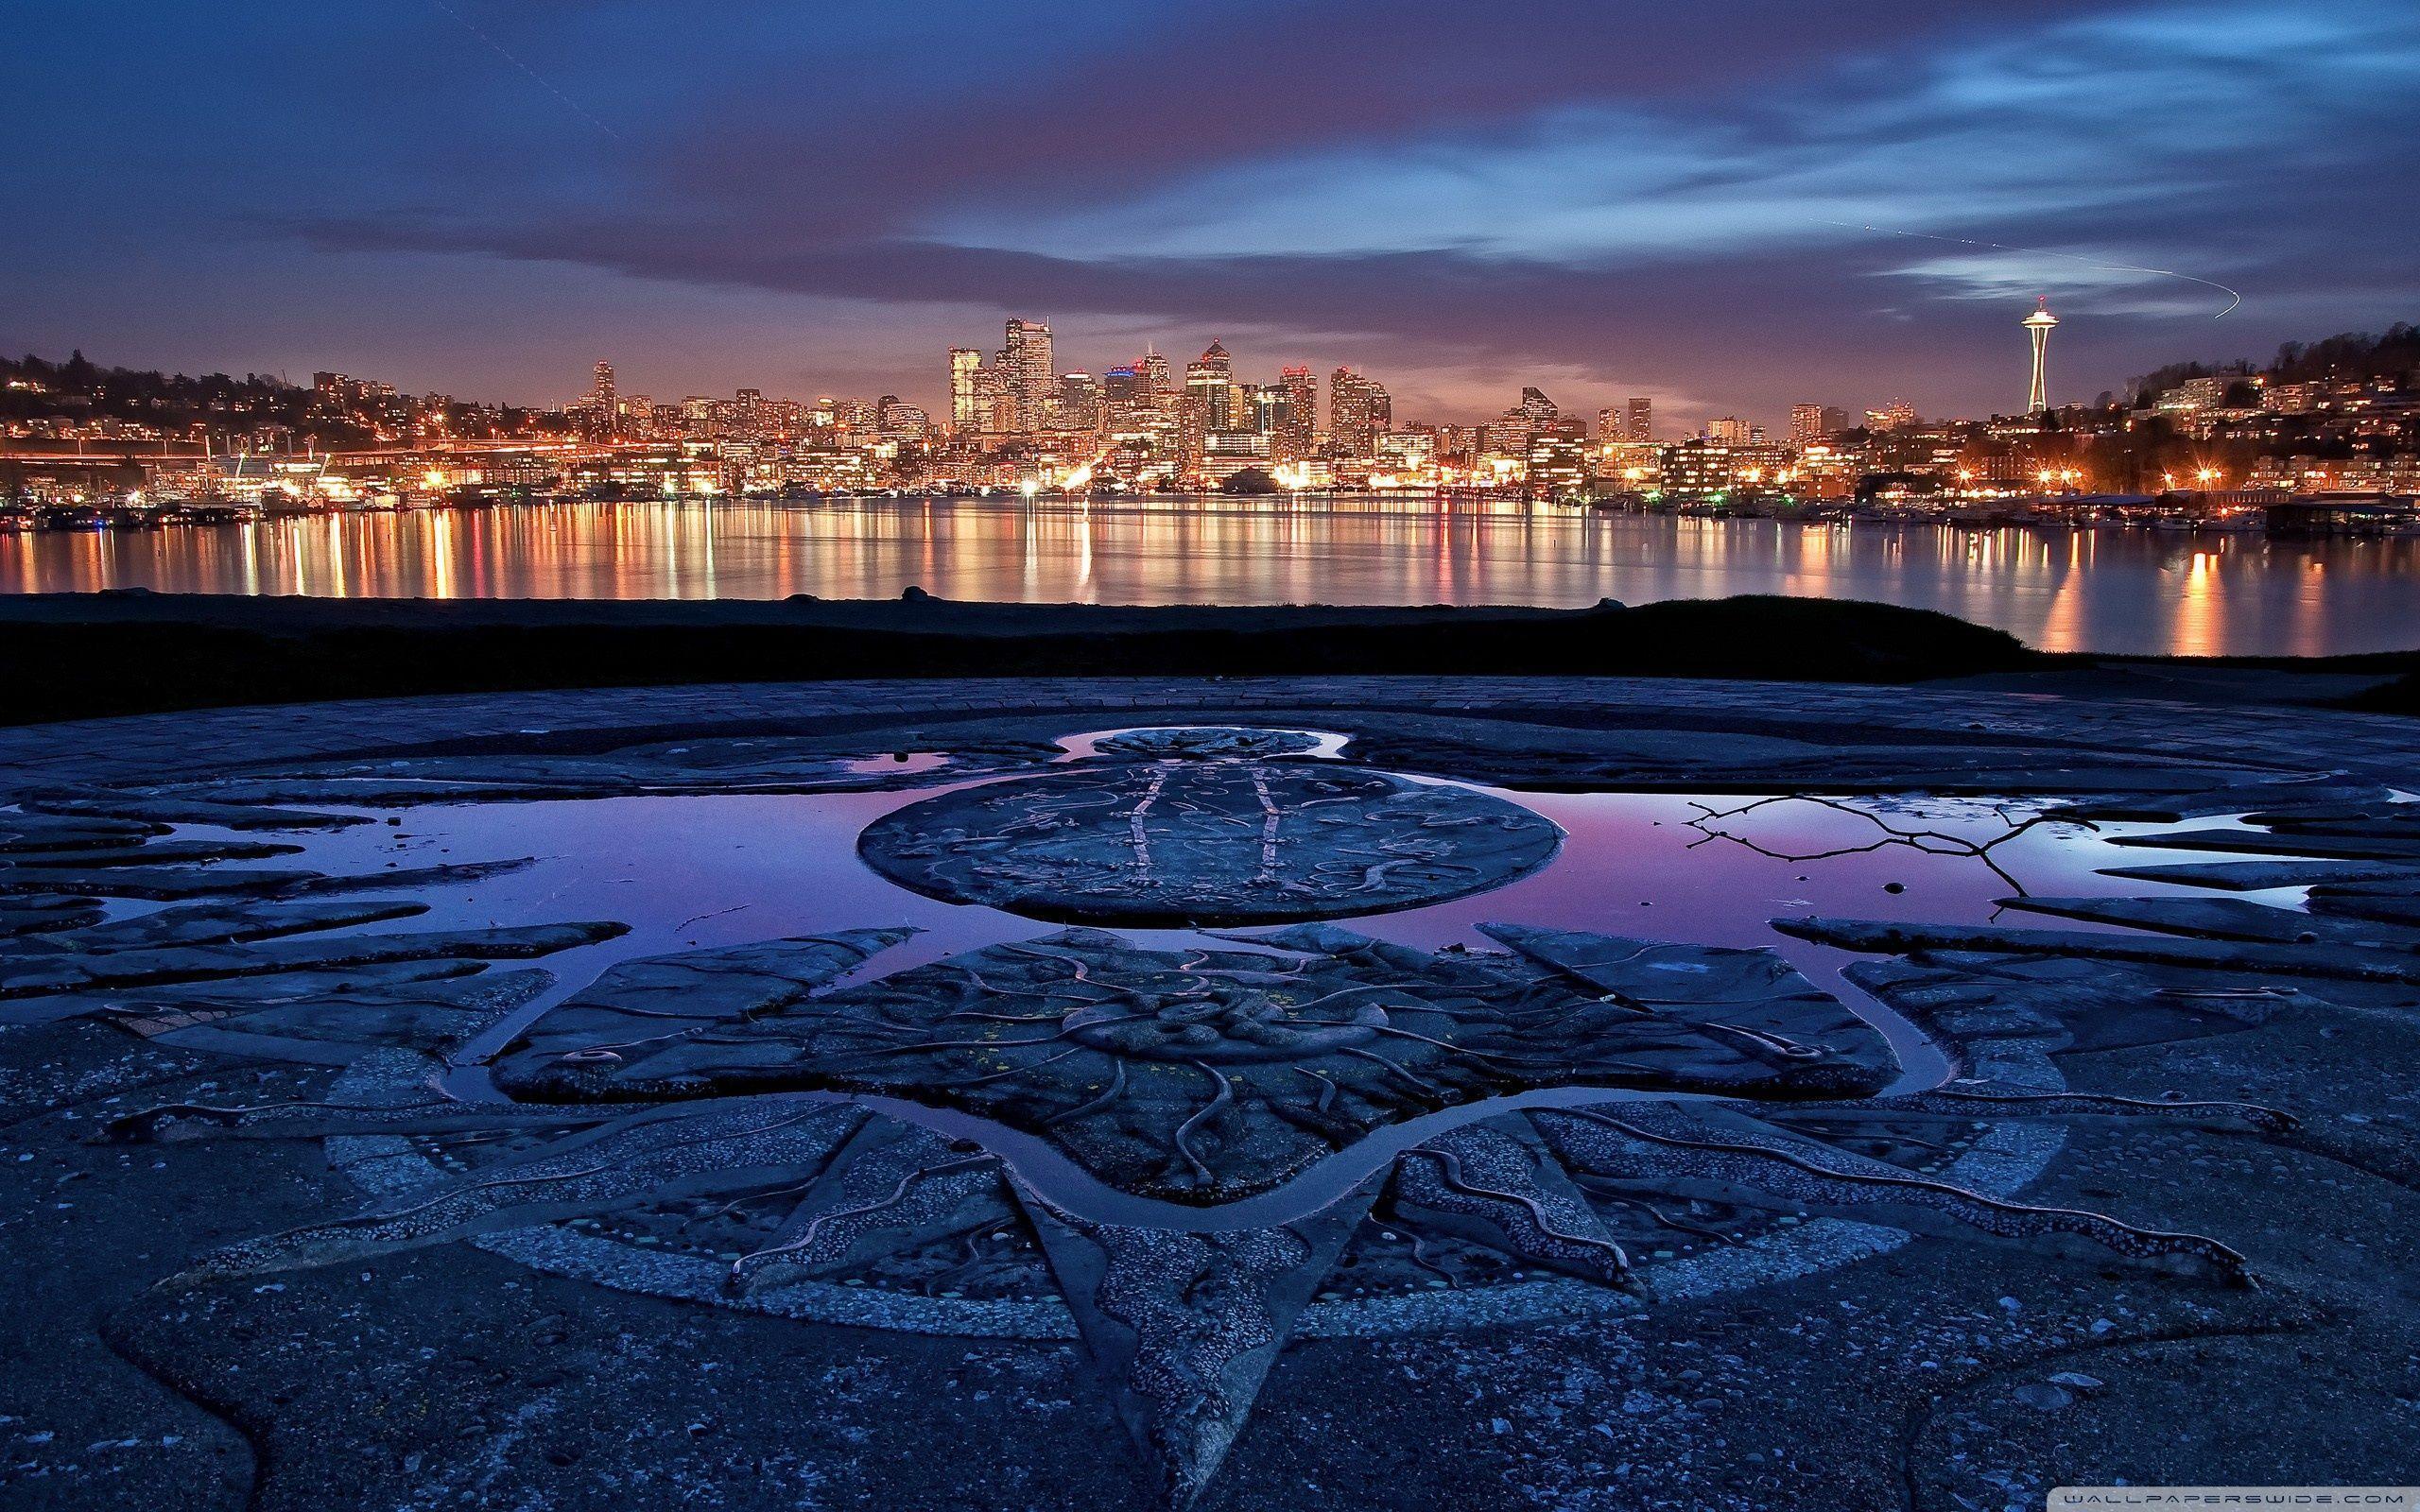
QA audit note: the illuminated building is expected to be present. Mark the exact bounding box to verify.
[1790,404,1849,444]
[1201,428,1273,483]
[1375,430,1436,472]
[1243,384,1285,437]
[1866,399,1917,431]
[1704,416,1752,445]
[584,360,621,439]
[948,348,983,430]
[1485,387,1559,467]
[1523,420,1589,500]
[1004,318,1054,432]
[1662,438,1733,497]
[876,395,930,440]
[1276,366,1318,461]
[2024,297,2060,413]
[1185,341,1235,431]
[971,366,1015,435]
[1625,397,1653,442]
[1329,368,1390,458]
[1595,439,1663,492]
[1139,347,1173,411]
[1057,370,1102,433]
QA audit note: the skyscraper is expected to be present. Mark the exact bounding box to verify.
[1625,397,1653,443]
[1789,404,1850,444]
[1004,318,1054,431]
[2024,297,2060,412]
[948,348,983,431]
[1276,365,1318,462]
[1330,368,1390,457]
[589,361,619,438]
[1058,370,1102,433]
[1186,340,1234,432]
[1139,347,1172,411]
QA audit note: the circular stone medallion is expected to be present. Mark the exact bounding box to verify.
[857,755,1561,925]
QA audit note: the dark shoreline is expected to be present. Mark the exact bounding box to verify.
[1,591,2411,727]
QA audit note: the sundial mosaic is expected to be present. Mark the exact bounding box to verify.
[6,710,2396,1506]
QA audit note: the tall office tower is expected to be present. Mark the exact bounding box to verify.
[1139,346,1173,409]
[588,360,619,438]
[1257,384,1297,439]
[1058,370,1102,432]
[2023,296,2059,412]
[1185,340,1235,431]
[1789,404,1828,445]
[1276,365,1318,461]
[1705,416,1752,445]
[1516,386,1558,420]
[1330,368,1390,457]
[948,348,983,431]
[1625,396,1653,442]
[970,365,1015,434]
[1102,364,1145,407]
[1236,383,1271,433]
[1004,318,1054,431]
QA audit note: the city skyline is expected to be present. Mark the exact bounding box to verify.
[7,3,2419,429]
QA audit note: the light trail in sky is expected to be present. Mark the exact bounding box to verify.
[1827,222,2241,318]
[425,0,622,142]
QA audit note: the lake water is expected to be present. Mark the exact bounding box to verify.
[6,495,2416,656]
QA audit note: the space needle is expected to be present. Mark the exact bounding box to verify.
[2023,296,2060,412]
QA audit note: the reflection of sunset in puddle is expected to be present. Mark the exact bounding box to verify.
[223,777,2273,1100]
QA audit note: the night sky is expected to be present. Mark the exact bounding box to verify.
[9,1,2416,428]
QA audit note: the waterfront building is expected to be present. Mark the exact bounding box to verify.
[1626,397,1653,442]
[1662,438,1733,497]
[1595,439,1663,493]
[1202,429,1274,483]
[1374,430,1437,478]
[1523,421,1590,500]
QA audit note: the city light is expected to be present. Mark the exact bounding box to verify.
[5,301,2409,523]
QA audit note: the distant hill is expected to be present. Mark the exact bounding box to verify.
[2134,321,2420,402]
